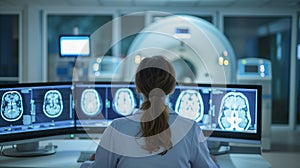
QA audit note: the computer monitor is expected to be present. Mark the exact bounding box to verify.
[1,82,260,156]
[74,82,140,133]
[0,82,75,156]
[169,83,262,145]
[74,82,261,147]
[59,35,91,57]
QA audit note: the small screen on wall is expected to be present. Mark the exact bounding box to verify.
[59,35,90,57]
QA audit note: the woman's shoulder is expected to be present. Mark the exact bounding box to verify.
[107,113,142,135]
[109,116,134,128]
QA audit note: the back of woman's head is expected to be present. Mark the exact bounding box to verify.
[135,56,176,98]
[135,56,176,155]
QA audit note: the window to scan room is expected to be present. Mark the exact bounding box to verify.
[47,15,113,82]
[224,16,292,124]
[0,14,19,84]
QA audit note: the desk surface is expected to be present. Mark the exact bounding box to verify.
[0,139,272,168]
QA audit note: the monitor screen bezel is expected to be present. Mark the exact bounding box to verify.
[175,83,262,143]
[0,82,76,144]
[58,35,91,58]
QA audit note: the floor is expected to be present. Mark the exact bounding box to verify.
[262,127,300,168]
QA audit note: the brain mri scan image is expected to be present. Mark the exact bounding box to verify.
[175,90,204,122]
[1,91,23,122]
[218,92,251,131]
[113,88,136,116]
[43,90,63,118]
[81,89,102,116]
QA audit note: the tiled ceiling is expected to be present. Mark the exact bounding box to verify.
[0,0,299,7]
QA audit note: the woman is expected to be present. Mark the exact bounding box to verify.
[81,56,218,168]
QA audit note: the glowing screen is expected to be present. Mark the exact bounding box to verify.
[174,89,204,122]
[113,88,136,116]
[0,84,74,136]
[43,90,63,118]
[81,89,102,116]
[74,84,106,128]
[168,85,258,134]
[75,83,139,127]
[218,92,251,131]
[59,35,90,57]
[1,91,23,122]
[75,83,259,137]
[0,82,259,144]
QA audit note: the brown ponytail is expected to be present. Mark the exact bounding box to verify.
[135,56,176,155]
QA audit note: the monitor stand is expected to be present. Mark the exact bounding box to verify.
[208,141,230,155]
[2,141,56,157]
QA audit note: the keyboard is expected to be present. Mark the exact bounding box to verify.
[77,151,95,162]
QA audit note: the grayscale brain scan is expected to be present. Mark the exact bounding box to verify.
[81,89,102,116]
[0,91,23,122]
[175,90,204,122]
[218,92,251,131]
[113,88,136,116]
[43,90,63,118]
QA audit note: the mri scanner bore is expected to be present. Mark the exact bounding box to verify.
[1,91,23,122]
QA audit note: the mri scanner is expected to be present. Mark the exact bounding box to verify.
[120,15,236,84]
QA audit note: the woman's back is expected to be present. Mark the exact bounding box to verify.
[82,111,218,168]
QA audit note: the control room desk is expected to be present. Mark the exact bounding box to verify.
[0,139,272,168]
